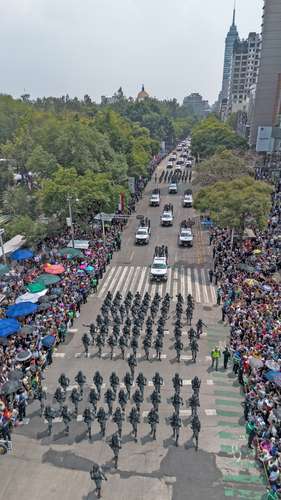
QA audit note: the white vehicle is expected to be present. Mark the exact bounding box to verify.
[178,227,193,247]
[169,182,178,194]
[185,159,193,167]
[135,226,150,245]
[183,192,193,207]
[176,159,184,166]
[170,154,177,161]
[149,189,160,206]
[150,256,168,281]
[167,161,174,169]
[175,164,182,173]
[161,204,173,226]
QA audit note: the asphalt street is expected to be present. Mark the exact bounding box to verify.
[0,154,266,500]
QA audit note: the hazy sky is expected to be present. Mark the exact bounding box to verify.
[0,0,263,104]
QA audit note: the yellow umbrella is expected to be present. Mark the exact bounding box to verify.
[253,249,262,255]
[244,278,259,286]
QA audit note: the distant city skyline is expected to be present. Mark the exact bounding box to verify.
[0,0,263,104]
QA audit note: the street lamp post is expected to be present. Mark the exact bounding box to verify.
[0,229,6,264]
[67,197,75,249]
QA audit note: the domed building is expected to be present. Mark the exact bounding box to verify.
[136,85,150,101]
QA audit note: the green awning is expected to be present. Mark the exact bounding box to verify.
[37,274,61,286]
[58,247,83,258]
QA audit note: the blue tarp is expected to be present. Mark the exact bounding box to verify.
[6,301,38,318]
[265,371,281,387]
[10,249,34,261]
[42,335,56,348]
[0,318,21,338]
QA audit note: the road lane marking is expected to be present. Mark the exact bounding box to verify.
[137,266,148,294]
[186,268,192,294]
[129,266,141,293]
[122,266,135,296]
[97,267,116,297]
[193,268,201,303]
[180,266,186,299]
[53,353,65,358]
[166,268,172,297]
[205,409,217,416]
[112,266,128,295]
[200,269,209,304]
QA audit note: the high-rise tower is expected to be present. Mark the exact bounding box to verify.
[219,3,239,106]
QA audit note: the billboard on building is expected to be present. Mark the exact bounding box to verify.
[256,127,274,153]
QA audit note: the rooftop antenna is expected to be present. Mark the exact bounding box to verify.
[232,0,236,25]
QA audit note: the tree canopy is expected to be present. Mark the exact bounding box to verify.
[191,116,248,158]
[194,177,273,233]
[193,149,253,187]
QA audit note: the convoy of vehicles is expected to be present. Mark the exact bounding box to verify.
[168,182,178,194]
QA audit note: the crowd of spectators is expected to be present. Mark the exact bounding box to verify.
[211,182,281,496]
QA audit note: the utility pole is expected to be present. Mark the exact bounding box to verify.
[67,197,75,249]
[0,229,6,264]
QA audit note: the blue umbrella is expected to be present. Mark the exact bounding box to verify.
[0,319,21,338]
[6,302,38,318]
[265,370,281,387]
[42,335,56,348]
[86,265,94,272]
[10,249,34,261]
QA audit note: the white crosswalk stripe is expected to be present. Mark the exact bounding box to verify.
[97,265,215,305]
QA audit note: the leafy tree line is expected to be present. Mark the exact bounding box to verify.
[0,91,195,243]
[192,117,273,235]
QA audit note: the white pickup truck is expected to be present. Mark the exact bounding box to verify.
[150,256,168,281]
[149,189,160,206]
[135,226,150,245]
[183,192,193,208]
[178,226,193,247]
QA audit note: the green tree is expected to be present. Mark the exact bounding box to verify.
[194,177,273,233]
[194,149,253,187]
[192,116,247,158]
[2,186,37,217]
[6,215,47,244]
[26,145,58,177]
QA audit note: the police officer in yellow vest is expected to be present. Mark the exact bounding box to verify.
[211,346,221,371]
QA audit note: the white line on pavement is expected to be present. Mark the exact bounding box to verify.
[53,353,65,358]
[193,268,202,303]
[186,268,192,294]
[205,409,217,416]
[136,267,147,293]
[200,269,209,304]
[97,267,116,298]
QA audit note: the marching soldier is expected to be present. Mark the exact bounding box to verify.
[75,370,87,396]
[174,339,184,363]
[96,333,105,358]
[58,373,70,392]
[83,407,94,439]
[69,387,81,416]
[147,408,159,440]
[136,372,147,397]
[171,392,184,415]
[128,353,137,379]
[119,335,127,360]
[54,386,66,412]
[104,388,116,415]
[150,389,161,412]
[112,407,125,437]
[190,338,199,363]
[191,376,201,396]
[90,464,107,499]
[82,332,91,357]
[93,371,103,399]
[128,406,140,442]
[172,373,183,395]
[154,336,163,361]
[118,388,128,412]
[61,405,72,435]
[152,372,164,393]
[124,372,133,398]
[170,411,182,446]
[88,388,99,415]
[44,405,55,436]
[109,432,122,469]
[130,336,139,357]
[191,415,201,451]
[132,388,143,412]
[109,372,119,395]
[143,336,151,361]
[97,407,108,437]
[108,334,117,360]
[188,394,200,417]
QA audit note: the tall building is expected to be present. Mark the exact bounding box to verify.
[219,5,239,107]
[183,93,210,117]
[250,0,281,147]
[225,32,261,128]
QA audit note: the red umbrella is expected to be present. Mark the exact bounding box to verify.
[43,264,65,275]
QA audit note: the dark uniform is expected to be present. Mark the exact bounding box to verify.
[90,464,107,499]
[147,408,159,440]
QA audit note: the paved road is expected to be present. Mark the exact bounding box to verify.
[1,155,266,500]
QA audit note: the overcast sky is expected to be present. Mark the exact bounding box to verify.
[0,0,263,104]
